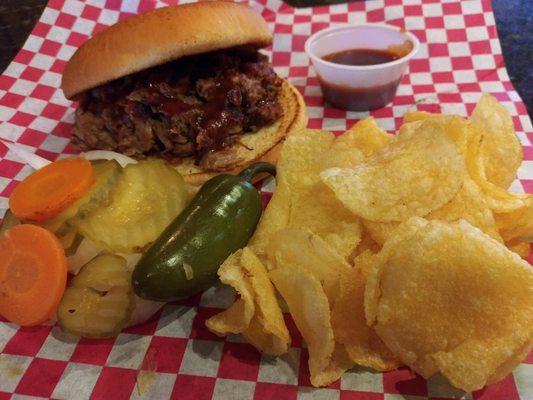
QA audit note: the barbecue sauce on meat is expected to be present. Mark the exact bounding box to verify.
[73,48,283,164]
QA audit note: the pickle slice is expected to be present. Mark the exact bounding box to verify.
[73,159,189,253]
[57,254,134,338]
[41,159,122,233]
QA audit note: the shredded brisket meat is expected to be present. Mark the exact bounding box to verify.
[72,48,283,164]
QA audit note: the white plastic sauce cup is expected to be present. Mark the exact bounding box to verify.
[305,24,420,111]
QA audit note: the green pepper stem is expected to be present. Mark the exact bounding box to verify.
[238,162,276,183]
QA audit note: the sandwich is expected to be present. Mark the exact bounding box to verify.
[62,1,307,184]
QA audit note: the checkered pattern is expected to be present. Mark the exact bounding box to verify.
[0,0,531,398]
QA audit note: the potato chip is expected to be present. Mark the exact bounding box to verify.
[206,248,290,356]
[205,250,254,335]
[465,124,527,213]
[250,130,334,256]
[278,129,335,190]
[402,110,443,123]
[320,137,365,171]
[363,178,501,245]
[242,316,288,357]
[364,217,429,323]
[321,120,466,222]
[289,186,363,260]
[252,129,362,259]
[366,218,533,392]
[331,260,400,371]
[352,227,382,259]
[312,343,354,387]
[471,93,523,189]
[240,248,291,356]
[363,220,399,246]
[505,240,531,259]
[495,196,533,243]
[320,118,393,171]
[251,130,334,254]
[249,178,291,256]
[354,250,377,278]
[428,177,502,241]
[338,117,394,158]
[286,131,362,258]
[267,228,352,305]
[269,263,335,387]
[399,115,470,154]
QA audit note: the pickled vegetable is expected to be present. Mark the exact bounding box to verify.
[57,254,134,338]
[9,157,94,222]
[41,160,121,233]
[66,238,103,275]
[133,162,276,301]
[57,227,79,250]
[73,159,189,254]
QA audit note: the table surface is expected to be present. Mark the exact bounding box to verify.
[0,0,531,115]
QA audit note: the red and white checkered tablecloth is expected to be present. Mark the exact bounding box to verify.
[0,0,531,399]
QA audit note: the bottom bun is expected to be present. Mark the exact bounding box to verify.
[175,80,307,185]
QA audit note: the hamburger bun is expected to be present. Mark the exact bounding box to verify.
[62,2,308,184]
[62,2,273,99]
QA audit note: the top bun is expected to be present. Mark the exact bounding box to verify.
[62,2,273,99]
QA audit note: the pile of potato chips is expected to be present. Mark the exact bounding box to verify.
[206,94,533,392]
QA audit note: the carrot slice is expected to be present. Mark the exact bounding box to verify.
[9,157,95,222]
[0,224,67,326]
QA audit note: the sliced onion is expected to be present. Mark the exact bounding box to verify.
[126,296,165,328]
[81,150,137,167]
[67,238,104,275]
[119,253,165,327]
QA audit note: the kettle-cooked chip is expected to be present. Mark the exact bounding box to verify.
[471,93,523,189]
[289,183,363,260]
[321,117,392,171]
[269,263,335,387]
[321,121,466,222]
[331,260,400,371]
[505,240,531,259]
[402,110,443,123]
[363,220,399,246]
[278,129,335,190]
[249,179,291,256]
[250,130,334,254]
[428,177,502,241]
[399,115,470,155]
[366,218,533,392]
[240,248,291,356]
[206,248,290,356]
[495,196,533,243]
[205,250,254,335]
[364,217,429,323]
[267,228,351,305]
[352,227,382,259]
[465,124,527,213]
[312,343,354,388]
[338,117,394,158]
[363,178,501,245]
[252,129,362,259]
